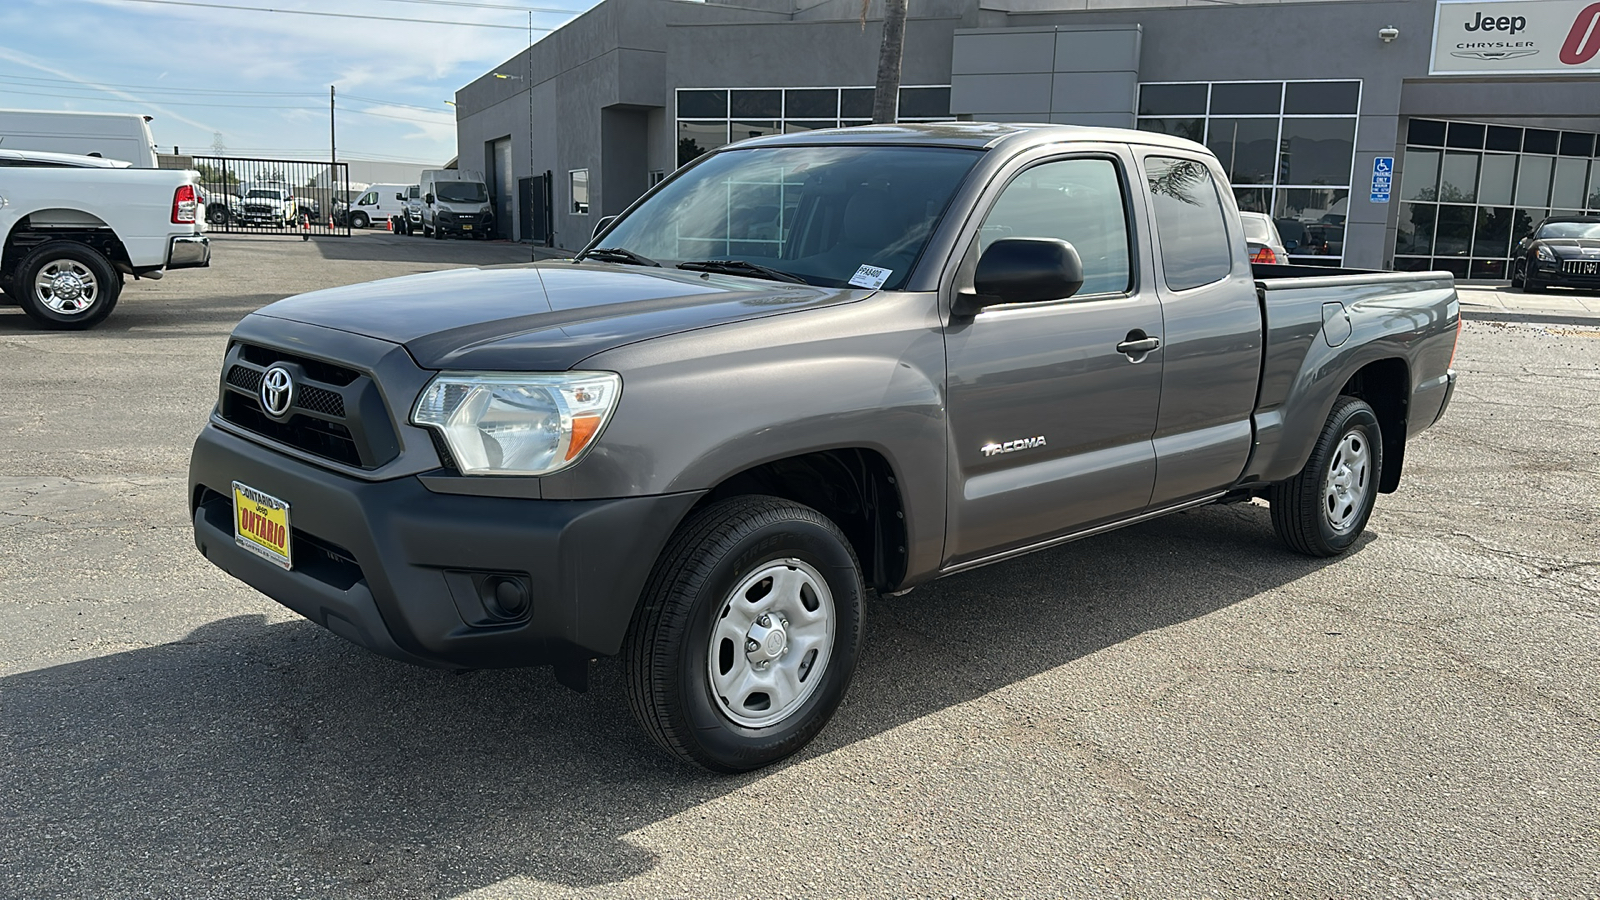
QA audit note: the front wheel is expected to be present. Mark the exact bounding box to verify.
[1270,396,1382,557]
[623,496,865,773]
[13,241,121,330]
[351,211,369,230]
[1510,259,1526,289]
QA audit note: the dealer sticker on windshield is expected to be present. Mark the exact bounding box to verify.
[848,264,892,289]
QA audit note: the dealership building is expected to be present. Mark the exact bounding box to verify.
[454,0,1600,276]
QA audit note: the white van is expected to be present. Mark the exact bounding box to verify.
[0,109,160,168]
[342,182,411,229]
[419,169,493,239]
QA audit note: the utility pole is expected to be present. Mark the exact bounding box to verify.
[330,85,339,232]
[537,10,544,257]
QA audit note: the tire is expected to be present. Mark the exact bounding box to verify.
[433,225,444,240]
[1510,259,1525,289]
[206,205,230,226]
[13,241,121,330]
[1524,270,1547,293]
[351,212,369,230]
[622,496,865,773]
[1270,396,1382,557]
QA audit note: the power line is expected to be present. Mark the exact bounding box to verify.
[92,0,555,30]
[365,0,584,13]
[0,88,449,124]
[0,73,320,97]
[342,95,450,113]
[0,76,458,118]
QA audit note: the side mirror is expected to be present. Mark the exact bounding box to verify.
[425,193,434,204]
[396,193,405,201]
[955,238,1084,316]
[592,215,617,239]
[1285,239,1299,251]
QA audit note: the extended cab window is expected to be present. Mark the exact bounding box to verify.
[978,157,1132,296]
[1145,155,1233,291]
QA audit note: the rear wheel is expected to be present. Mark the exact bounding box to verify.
[14,241,121,330]
[1270,396,1382,557]
[623,496,864,772]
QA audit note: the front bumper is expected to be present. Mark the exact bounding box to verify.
[168,235,210,269]
[189,424,701,669]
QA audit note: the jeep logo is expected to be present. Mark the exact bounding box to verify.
[1465,11,1528,33]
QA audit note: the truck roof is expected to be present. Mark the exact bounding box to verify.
[729,122,1209,155]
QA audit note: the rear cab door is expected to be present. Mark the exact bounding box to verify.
[941,143,1165,569]
[1133,151,1264,507]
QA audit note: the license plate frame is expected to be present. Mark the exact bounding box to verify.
[461,224,474,231]
[233,481,292,570]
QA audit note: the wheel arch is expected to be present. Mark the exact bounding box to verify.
[691,447,909,593]
[2,212,129,282]
[1337,357,1410,493]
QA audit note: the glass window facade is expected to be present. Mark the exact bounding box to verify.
[1393,117,1600,278]
[675,86,953,168]
[1137,80,1360,265]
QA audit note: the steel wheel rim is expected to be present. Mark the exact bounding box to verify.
[707,557,835,728]
[1323,429,1371,534]
[33,259,99,316]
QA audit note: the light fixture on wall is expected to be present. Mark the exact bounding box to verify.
[1379,25,1400,42]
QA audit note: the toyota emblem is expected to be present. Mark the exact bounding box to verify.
[260,365,295,418]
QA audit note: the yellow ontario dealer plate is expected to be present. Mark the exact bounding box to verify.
[233,481,292,570]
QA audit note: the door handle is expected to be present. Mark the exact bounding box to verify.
[1116,333,1161,356]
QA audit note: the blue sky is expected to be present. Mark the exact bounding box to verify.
[0,0,594,165]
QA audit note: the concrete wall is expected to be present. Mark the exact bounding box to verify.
[950,24,1140,127]
[457,0,1600,261]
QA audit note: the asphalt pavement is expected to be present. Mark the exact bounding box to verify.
[2,233,1597,898]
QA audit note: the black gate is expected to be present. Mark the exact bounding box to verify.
[519,171,553,246]
[193,156,350,236]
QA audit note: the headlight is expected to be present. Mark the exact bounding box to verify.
[1536,245,1557,262]
[412,372,621,475]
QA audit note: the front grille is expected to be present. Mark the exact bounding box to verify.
[217,342,398,469]
[1560,259,1600,275]
[222,393,364,466]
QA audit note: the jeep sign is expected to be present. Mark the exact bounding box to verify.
[1432,0,1600,74]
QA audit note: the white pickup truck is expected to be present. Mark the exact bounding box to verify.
[0,148,210,329]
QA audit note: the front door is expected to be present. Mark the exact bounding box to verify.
[944,151,1164,567]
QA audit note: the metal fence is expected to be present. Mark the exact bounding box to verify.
[193,156,350,237]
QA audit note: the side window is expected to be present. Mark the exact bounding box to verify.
[358,192,377,206]
[977,157,1132,297]
[1145,155,1233,291]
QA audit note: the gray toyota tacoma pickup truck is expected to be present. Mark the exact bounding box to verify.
[189,123,1459,771]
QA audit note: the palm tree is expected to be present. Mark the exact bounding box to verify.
[866,0,907,124]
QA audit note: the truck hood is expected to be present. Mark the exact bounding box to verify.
[250,262,865,371]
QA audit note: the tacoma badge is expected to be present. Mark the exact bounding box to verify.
[981,436,1047,457]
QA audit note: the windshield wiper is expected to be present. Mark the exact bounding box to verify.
[676,259,808,285]
[582,247,660,267]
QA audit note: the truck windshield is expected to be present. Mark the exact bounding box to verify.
[437,182,488,203]
[246,189,284,199]
[593,144,982,290]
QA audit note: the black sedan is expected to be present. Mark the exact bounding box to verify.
[1511,216,1600,293]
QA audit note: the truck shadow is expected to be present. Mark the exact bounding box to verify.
[1,503,1366,896]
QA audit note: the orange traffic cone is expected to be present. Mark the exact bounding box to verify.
[301,213,311,242]
[386,217,394,233]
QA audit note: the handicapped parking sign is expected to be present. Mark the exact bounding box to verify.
[1370,157,1394,203]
